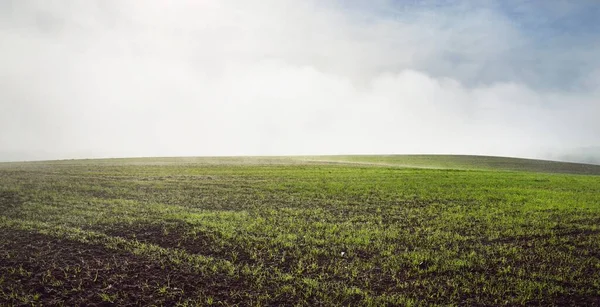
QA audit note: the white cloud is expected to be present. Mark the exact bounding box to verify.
[0,0,598,161]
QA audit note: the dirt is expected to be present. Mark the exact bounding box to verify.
[0,228,249,306]
[99,222,256,265]
[3,224,598,306]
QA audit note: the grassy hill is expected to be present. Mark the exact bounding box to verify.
[304,154,600,175]
[1,155,599,305]
[6,154,600,175]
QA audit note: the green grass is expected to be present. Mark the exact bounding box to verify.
[1,155,599,305]
[306,154,600,175]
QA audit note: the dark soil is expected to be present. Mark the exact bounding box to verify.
[99,222,256,265]
[0,228,249,306]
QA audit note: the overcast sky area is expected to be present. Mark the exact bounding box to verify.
[1,0,600,162]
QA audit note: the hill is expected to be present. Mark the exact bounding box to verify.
[1,155,600,305]
[3,154,600,175]
[304,154,600,175]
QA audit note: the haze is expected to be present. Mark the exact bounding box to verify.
[1,0,599,162]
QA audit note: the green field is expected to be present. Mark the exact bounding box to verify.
[1,155,599,305]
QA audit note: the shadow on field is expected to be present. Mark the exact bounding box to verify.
[0,191,24,214]
[98,221,371,276]
[99,222,254,265]
[479,228,600,248]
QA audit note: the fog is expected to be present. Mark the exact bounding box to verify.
[1,0,599,162]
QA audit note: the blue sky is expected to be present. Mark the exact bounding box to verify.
[338,0,600,91]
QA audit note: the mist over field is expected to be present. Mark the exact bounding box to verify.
[1,0,599,162]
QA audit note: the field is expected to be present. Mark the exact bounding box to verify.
[1,155,600,306]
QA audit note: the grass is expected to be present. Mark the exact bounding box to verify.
[306,154,600,175]
[1,155,599,305]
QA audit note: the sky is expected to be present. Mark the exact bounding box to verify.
[1,0,599,162]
